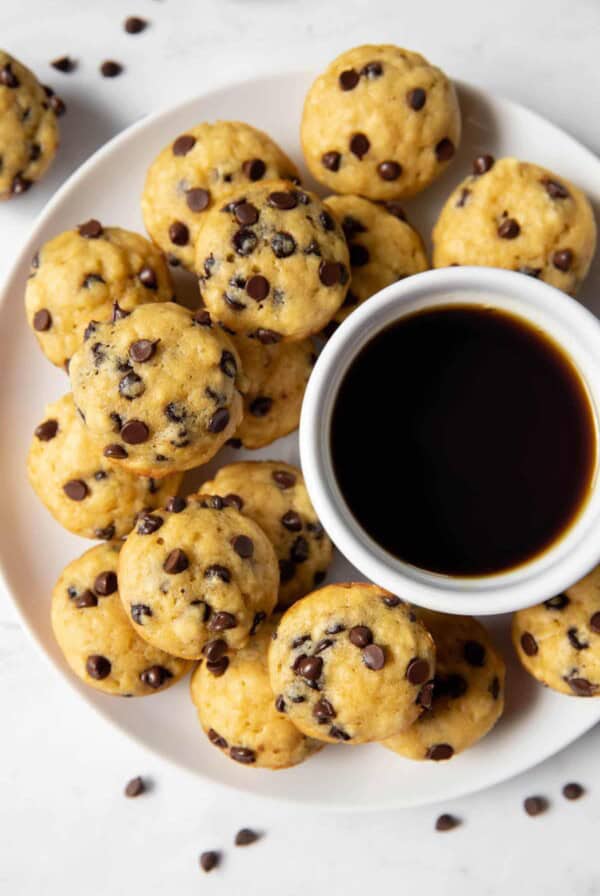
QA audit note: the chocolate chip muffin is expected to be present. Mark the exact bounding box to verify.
[323,195,428,330]
[383,610,505,761]
[301,44,461,200]
[141,120,299,270]
[268,583,435,743]
[433,156,597,295]
[0,50,60,200]
[195,180,350,342]
[68,302,244,477]
[512,564,600,696]
[25,223,174,369]
[51,542,191,696]
[190,616,323,769]
[118,494,279,660]
[232,336,315,448]
[201,462,333,608]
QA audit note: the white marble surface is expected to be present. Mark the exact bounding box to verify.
[2,1,600,892]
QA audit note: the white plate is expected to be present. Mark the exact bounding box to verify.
[2,70,600,811]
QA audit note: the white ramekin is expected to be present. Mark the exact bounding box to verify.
[300,266,600,615]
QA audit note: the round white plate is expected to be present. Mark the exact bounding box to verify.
[2,70,600,811]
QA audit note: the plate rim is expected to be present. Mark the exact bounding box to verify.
[2,67,600,811]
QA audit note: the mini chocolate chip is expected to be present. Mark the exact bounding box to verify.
[296,655,323,681]
[382,595,401,607]
[104,443,128,459]
[473,154,495,175]
[235,828,260,847]
[463,640,486,667]
[131,604,152,624]
[232,228,257,256]
[567,627,589,650]
[199,851,220,872]
[208,728,228,749]
[275,695,286,712]
[63,479,88,501]
[313,697,336,723]
[290,536,309,564]
[406,657,430,685]
[137,512,163,535]
[208,408,230,433]
[202,639,228,664]
[349,243,370,267]
[362,643,385,670]
[94,525,115,540]
[378,161,402,181]
[407,87,426,110]
[417,682,434,709]
[519,266,542,278]
[169,221,189,246]
[339,68,359,90]
[524,796,548,817]
[172,134,196,156]
[320,211,335,232]
[253,328,282,344]
[11,173,32,195]
[281,510,302,531]
[520,632,538,656]
[78,219,103,238]
[590,611,600,633]
[86,655,111,680]
[349,625,372,647]
[563,782,584,800]
[435,138,455,162]
[74,590,97,609]
[138,266,158,289]
[314,638,333,654]
[329,725,351,741]
[272,470,296,489]
[125,16,147,33]
[271,231,297,258]
[49,94,66,116]
[193,309,212,327]
[112,300,130,321]
[120,420,149,444]
[33,309,52,331]
[232,534,254,558]
[219,350,237,379]
[361,60,383,78]
[29,143,41,162]
[268,191,297,210]
[498,218,520,239]
[544,593,570,610]
[427,743,454,761]
[553,249,573,271]
[35,419,58,441]
[223,493,244,511]
[209,612,237,632]
[51,55,76,72]
[100,60,123,78]
[164,548,188,574]
[0,63,19,87]
[94,570,118,596]
[230,746,256,764]
[292,635,310,648]
[119,371,144,400]
[246,275,270,301]
[234,202,259,226]
[543,178,570,200]
[140,665,173,689]
[184,186,210,213]
[125,776,145,797]
[129,339,158,363]
[243,158,266,181]
[349,133,369,158]
[319,260,343,286]
[249,396,273,417]
[322,151,341,172]
[250,611,266,636]
[566,677,596,696]
[436,813,460,831]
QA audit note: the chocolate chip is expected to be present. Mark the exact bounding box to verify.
[208,728,228,749]
[292,635,310,648]
[271,231,297,258]
[463,640,486,667]
[563,782,584,800]
[542,178,570,200]
[104,443,128,459]
[0,63,19,87]
[417,681,434,709]
[456,188,470,208]
[230,746,256,764]
[314,638,333,654]
[202,638,228,662]
[11,173,32,195]
[249,396,273,417]
[407,87,426,110]
[242,158,266,181]
[199,851,220,873]
[435,814,460,832]
[74,590,97,609]
[349,625,372,647]
[33,309,52,331]
[49,94,66,116]
[94,571,118,596]
[185,187,210,212]
[172,134,196,156]
[435,138,455,162]
[163,548,188,574]
[51,55,76,73]
[86,655,111,680]
[169,221,189,246]
[246,275,270,301]
[406,657,430,685]
[119,371,145,401]
[63,479,88,501]
[520,632,538,656]
[78,219,103,239]
[218,350,237,379]
[234,202,259,226]
[209,612,237,633]
[349,133,369,159]
[568,627,589,650]
[473,154,495,175]
[193,309,212,327]
[268,191,297,210]
[319,260,343,286]
[95,525,115,541]
[590,612,600,633]
[295,655,323,681]
[498,218,520,239]
[339,68,359,90]
[125,16,147,33]
[131,604,152,624]
[250,611,266,636]
[208,408,230,434]
[275,694,287,713]
[544,593,570,610]
[272,470,296,489]
[524,796,548,817]
[253,328,282,344]
[349,243,370,267]
[130,339,158,364]
[290,536,309,564]
[553,249,573,271]
[378,161,402,181]
[322,151,341,172]
[140,665,173,689]
[35,419,58,441]
[566,676,596,696]
[313,698,336,723]
[281,510,302,531]
[100,60,123,78]
[125,776,145,797]
[382,595,401,607]
[137,512,163,535]
[232,228,257,256]
[29,143,41,162]
[112,300,130,321]
[427,743,454,761]
[235,828,260,846]
[120,419,149,444]
[362,643,385,670]
[329,725,351,741]
[232,534,253,558]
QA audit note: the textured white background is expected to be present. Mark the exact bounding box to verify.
[2,1,600,893]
